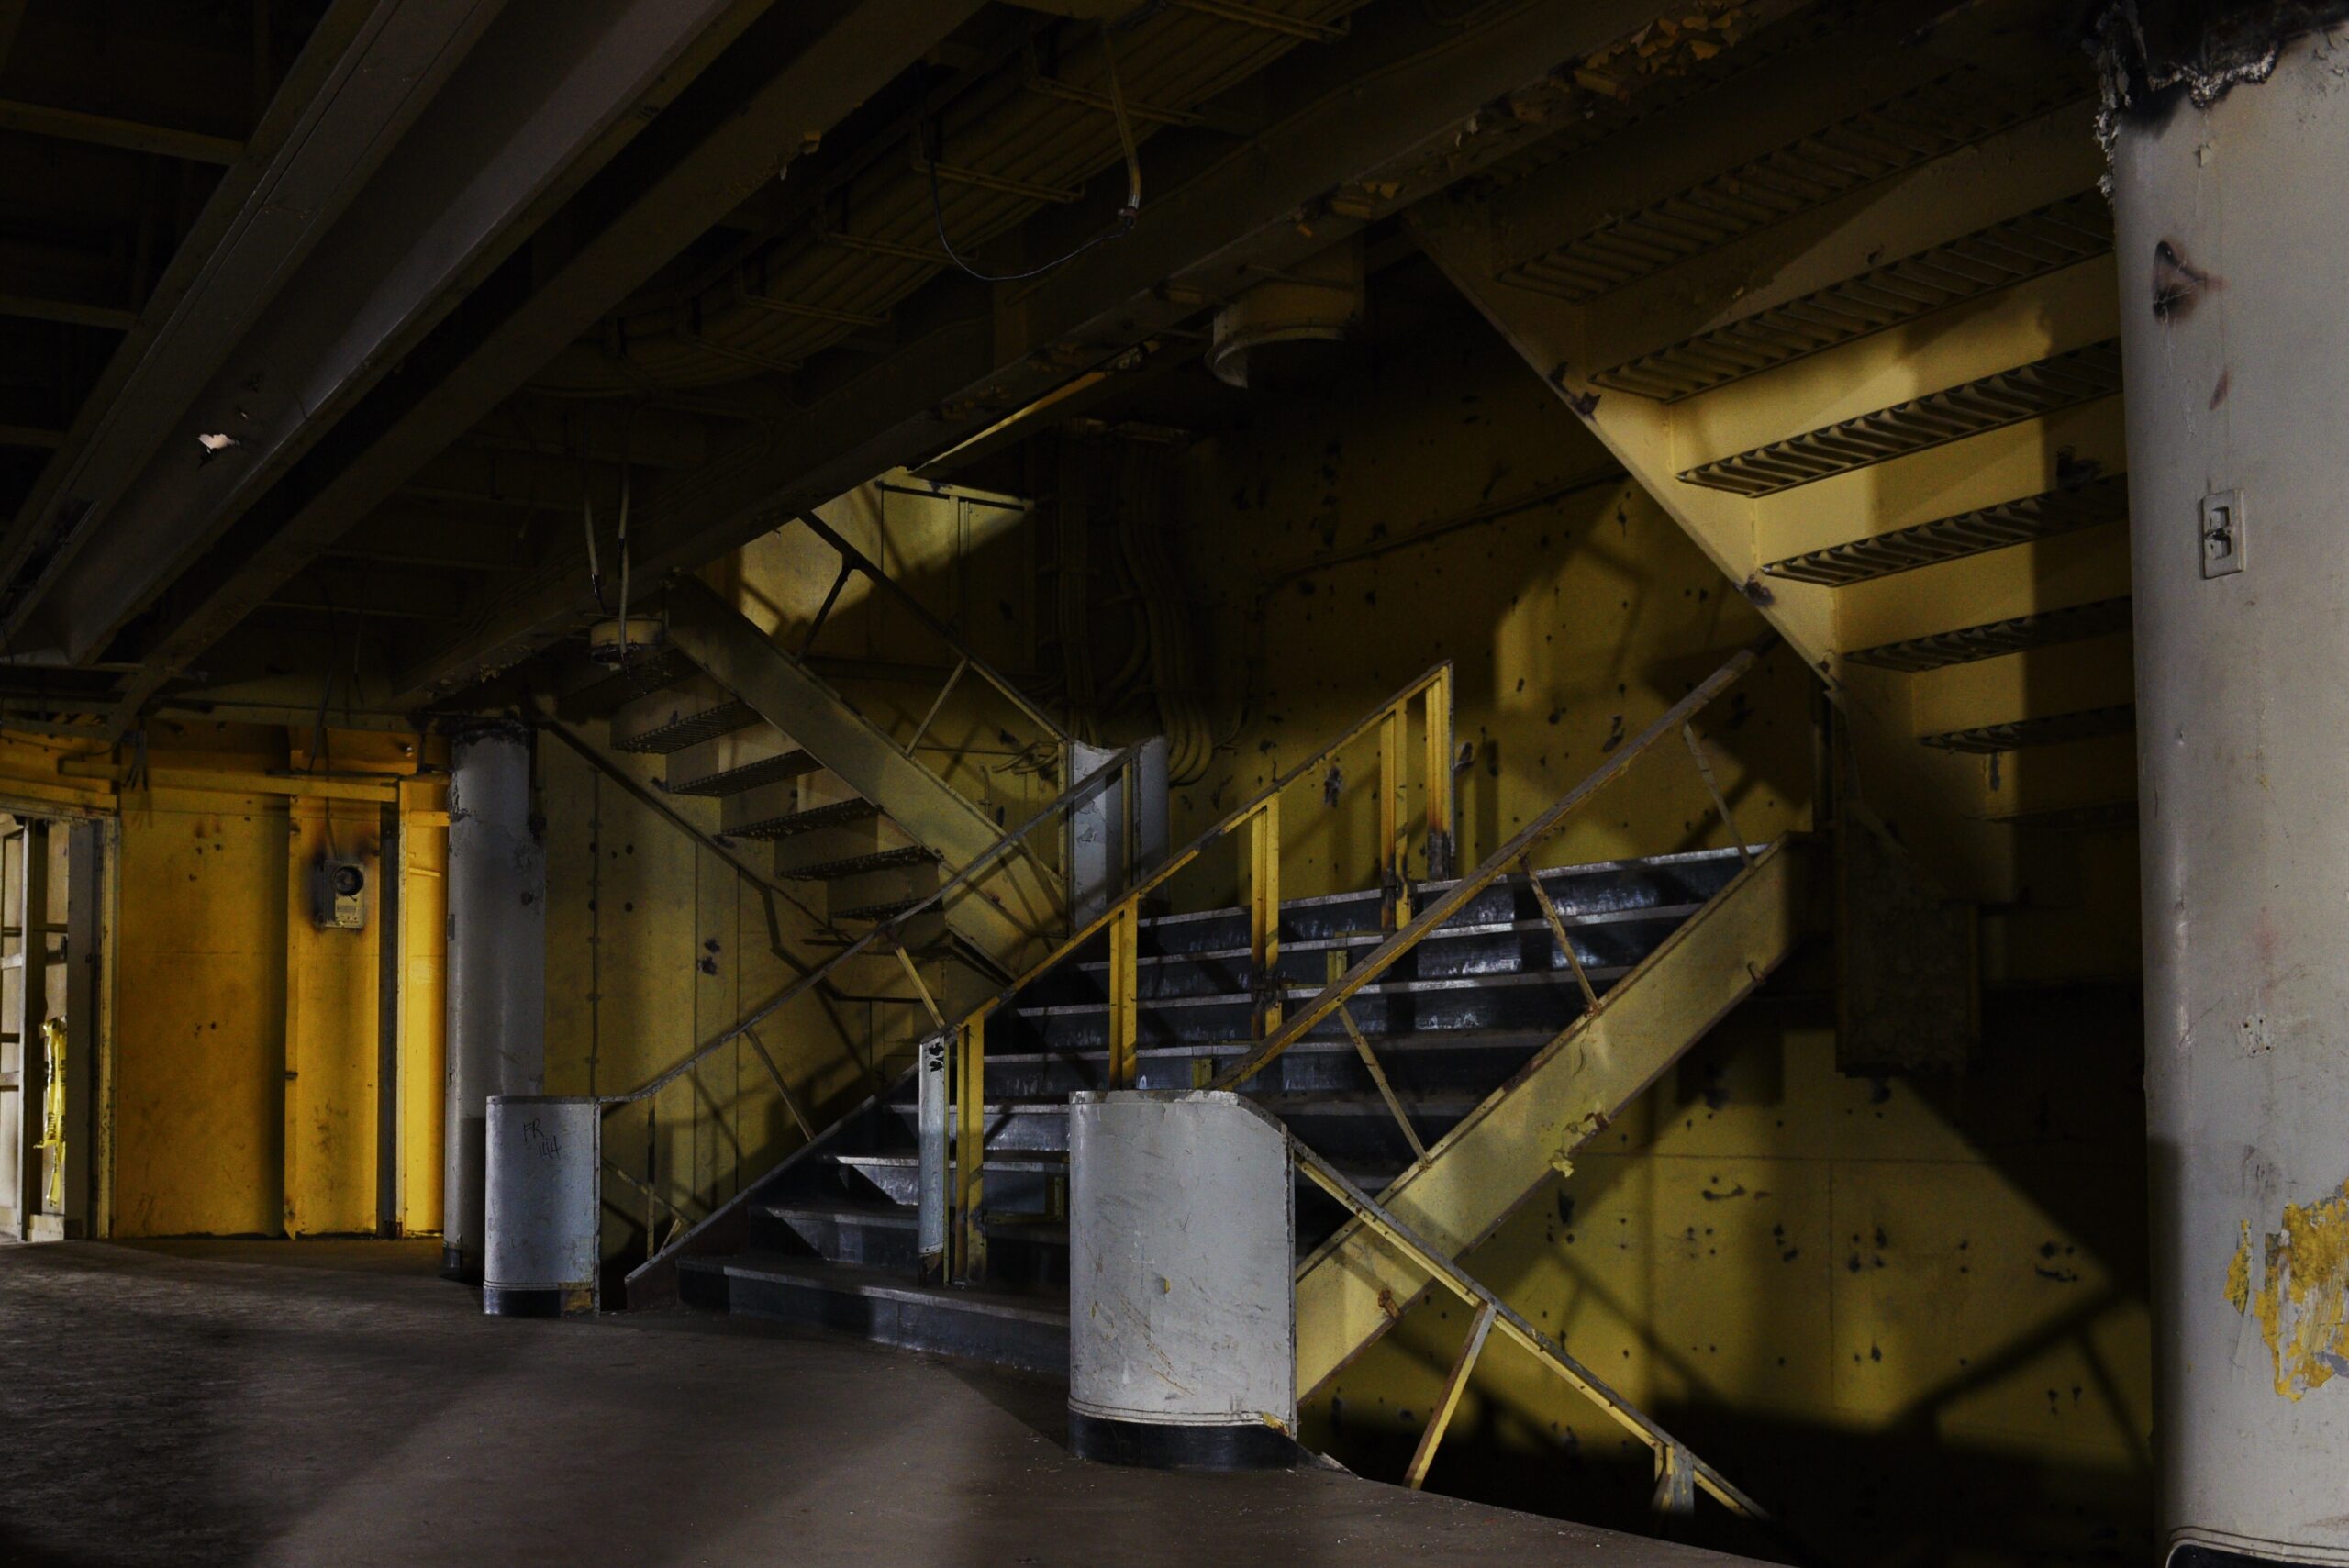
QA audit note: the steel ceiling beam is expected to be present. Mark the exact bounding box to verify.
[99,0,986,733]
[0,98,244,164]
[393,0,1684,702]
[18,0,775,675]
[0,0,503,650]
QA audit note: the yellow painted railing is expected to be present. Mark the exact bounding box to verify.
[939,662,1456,1281]
[604,737,1153,1295]
[1209,632,1772,1094]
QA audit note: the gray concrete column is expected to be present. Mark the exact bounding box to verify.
[2109,14,2349,1563]
[1067,1090,1297,1469]
[442,721,545,1283]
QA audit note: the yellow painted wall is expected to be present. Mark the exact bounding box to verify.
[64,719,450,1240]
[707,481,1064,859]
[396,780,446,1236]
[539,728,903,1271]
[1165,313,1816,907]
[112,786,289,1236]
[1163,298,2150,1564]
[283,795,383,1235]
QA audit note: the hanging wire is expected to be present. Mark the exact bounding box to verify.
[583,404,607,614]
[927,19,1141,284]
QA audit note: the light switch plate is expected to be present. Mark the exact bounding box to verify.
[2201,489,2245,578]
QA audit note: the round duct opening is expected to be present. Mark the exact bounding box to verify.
[1208,238,1364,390]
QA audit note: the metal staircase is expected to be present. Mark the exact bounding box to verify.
[1408,1,2132,900]
[668,840,1788,1373]
[567,520,1076,982]
[650,640,1818,1540]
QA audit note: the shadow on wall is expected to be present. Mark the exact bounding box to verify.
[1304,983,2153,1568]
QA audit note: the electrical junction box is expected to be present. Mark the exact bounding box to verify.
[312,858,368,930]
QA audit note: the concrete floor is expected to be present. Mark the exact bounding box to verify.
[0,1240,1754,1568]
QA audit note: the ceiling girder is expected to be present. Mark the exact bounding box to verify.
[22,0,774,673]
[393,0,1686,702]
[98,0,989,735]
[0,0,504,654]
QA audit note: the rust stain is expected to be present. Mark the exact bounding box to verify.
[2152,239,2219,325]
[2225,1182,2349,1399]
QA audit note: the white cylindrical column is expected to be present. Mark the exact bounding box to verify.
[2110,19,2349,1566]
[1067,1090,1297,1468]
[442,721,546,1284]
[484,1095,599,1317]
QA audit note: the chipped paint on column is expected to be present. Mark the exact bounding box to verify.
[1067,1091,1296,1438]
[2110,19,2349,1563]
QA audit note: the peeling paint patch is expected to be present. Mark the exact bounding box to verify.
[2225,1182,2349,1398]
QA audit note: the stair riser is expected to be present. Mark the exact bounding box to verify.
[1052,925,1660,1004]
[885,1106,1067,1153]
[610,676,754,754]
[977,1039,1547,1098]
[1135,859,1741,955]
[668,728,807,795]
[751,1209,1072,1288]
[771,817,896,874]
[680,1264,1067,1377]
[1010,981,1591,1051]
[880,1101,1474,1168]
[834,1160,1060,1214]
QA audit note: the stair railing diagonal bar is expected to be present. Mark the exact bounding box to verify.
[607,740,1149,1285]
[1286,1130,1772,1523]
[607,740,1149,1113]
[934,661,1457,1280]
[786,509,1073,747]
[1210,632,1775,1093]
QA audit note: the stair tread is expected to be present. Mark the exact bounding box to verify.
[1014,966,1624,1018]
[1080,905,1701,971]
[684,1250,1069,1324]
[831,1151,1066,1173]
[669,749,821,796]
[894,1094,1484,1118]
[730,797,881,840]
[784,845,940,882]
[1135,846,1753,932]
[613,697,760,754]
[983,1026,1559,1067]
[760,1198,1070,1246]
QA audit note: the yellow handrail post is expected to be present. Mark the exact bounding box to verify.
[1423,668,1456,880]
[1108,897,1141,1087]
[1378,702,1407,928]
[954,1002,994,1283]
[1248,796,1282,1039]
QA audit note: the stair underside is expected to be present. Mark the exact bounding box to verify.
[1919,704,2135,754]
[1844,596,2132,673]
[613,699,758,754]
[1677,340,2122,497]
[785,845,940,882]
[730,797,881,840]
[1505,71,2080,305]
[667,749,822,796]
[1593,190,2110,401]
[1760,473,2129,586]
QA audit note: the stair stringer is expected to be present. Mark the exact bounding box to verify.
[1408,200,2015,901]
[662,573,1063,972]
[1294,835,1819,1397]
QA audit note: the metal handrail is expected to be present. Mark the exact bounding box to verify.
[929,660,1457,1279]
[602,740,1147,1113]
[1210,631,1773,1092]
[1286,1131,1769,1520]
[953,660,1455,1024]
[785,509,1073,747]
